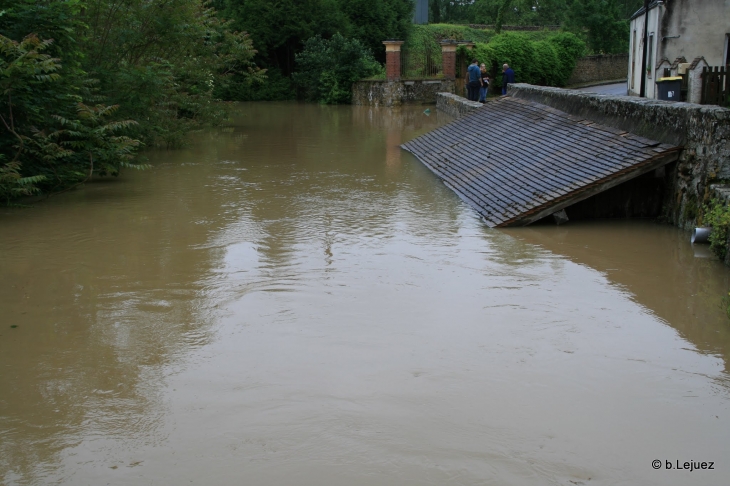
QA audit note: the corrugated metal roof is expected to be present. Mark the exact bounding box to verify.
[401,96,681,227]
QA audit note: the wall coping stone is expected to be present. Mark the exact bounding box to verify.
[509,83,729,146]
[357,78,446,83]
[435,92,483,118]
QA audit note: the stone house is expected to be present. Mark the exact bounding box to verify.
[627,0,730,102]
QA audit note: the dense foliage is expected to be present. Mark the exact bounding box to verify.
[293,34,382,104]
[703,199,730,261]
[216,0,414,100]
[563,0,637,55]
[0,0,263,202]
[215,0,639,103]
[462,31,587,88]
[405,23,559,63]
[429,0,474,24]
[427,0,643,54]
[471,0,568,30]
[700,199,730,319]
[1,0,642,203]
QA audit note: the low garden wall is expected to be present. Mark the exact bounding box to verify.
[435,93,482,118]
[508,84,730,230]
[465,24,560,31]
[352,79,455,106]
[567,54,629,86]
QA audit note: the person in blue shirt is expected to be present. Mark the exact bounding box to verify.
[502,63,515,95]
[467,59,481,102]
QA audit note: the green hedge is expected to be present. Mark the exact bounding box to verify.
[404,24,563,59]
[461,31,586,88]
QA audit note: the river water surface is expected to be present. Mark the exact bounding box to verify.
[1,103,730,485]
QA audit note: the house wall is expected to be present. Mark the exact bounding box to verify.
[658,0,730,68]
[628,5,661,98]
[629,0,730,99]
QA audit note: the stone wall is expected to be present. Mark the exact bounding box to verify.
[567,54,629,86]
[509,84,730,230]
[435,93,482,118]
[352,79,455,107]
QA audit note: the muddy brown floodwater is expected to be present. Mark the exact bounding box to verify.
[1,103,730,486]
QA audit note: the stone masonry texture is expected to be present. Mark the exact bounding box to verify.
[435,92,482,118]
[567,54,629,86]
[352,80,455,107]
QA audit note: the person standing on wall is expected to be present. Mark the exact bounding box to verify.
[502,63,515,95]
[467,59,481,102]
[479,63,490,103]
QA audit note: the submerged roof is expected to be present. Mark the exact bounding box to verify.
[401,96,681,227]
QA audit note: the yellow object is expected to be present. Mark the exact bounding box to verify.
[677,63,691,74]
[658,76,683,81]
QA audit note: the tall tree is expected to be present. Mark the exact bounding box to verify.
[472,0,567,27]
[221,0,347,74]
[338,0,414,62]
[430,0,473,24]
[564,0,632,54]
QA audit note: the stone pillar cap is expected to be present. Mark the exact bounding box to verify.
[382,40,405,45]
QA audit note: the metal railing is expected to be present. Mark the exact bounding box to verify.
[400,49,442,79]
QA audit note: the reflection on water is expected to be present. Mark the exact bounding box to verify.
[505,222,730,375]
[1,103,729,486]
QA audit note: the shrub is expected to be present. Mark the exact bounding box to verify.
[532,40,560,86]
[0,33,144,202]
[293,33,382,104]
[548,31,588,85]
[702,199,730,261]
[0,0,265,202]
[459,31,585,89]
[216,68,294,102]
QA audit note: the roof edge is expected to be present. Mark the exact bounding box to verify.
[630,0,661,21]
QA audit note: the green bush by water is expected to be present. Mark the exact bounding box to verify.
[703,199,730,261]
[0,0,264,203]
[293,34,383,104]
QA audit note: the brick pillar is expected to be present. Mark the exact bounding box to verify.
[383,41,404,81]
[458,42,475,95]
[441,41,457,80]
[460,42,475,73]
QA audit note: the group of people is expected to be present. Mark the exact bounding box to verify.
[466,60,515,103]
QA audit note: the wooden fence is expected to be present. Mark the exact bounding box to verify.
[701,66,729,107]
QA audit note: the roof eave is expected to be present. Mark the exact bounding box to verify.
[630,0,661,21]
